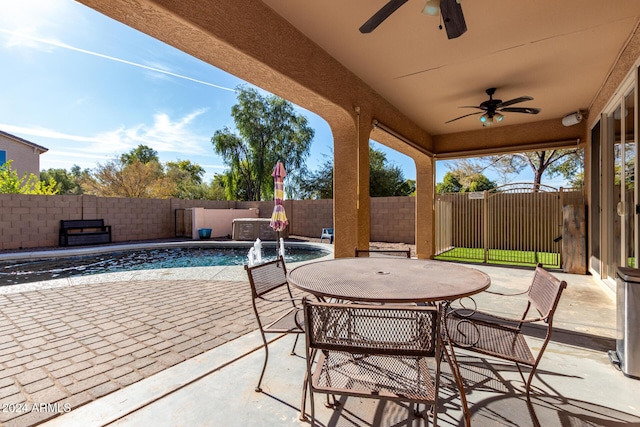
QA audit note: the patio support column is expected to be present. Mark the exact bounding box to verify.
[415,154,435,259]
[355,109,372,254]
[333,116,361,258]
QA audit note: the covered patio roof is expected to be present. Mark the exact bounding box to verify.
[75,0,640,257]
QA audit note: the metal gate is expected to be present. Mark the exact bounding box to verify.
[435,184,582,268]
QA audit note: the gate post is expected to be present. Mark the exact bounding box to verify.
[483,190,488,263]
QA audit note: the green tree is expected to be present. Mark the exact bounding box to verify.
[211,86,314,201]
[435,170,496,193]
[40,167,85,194]
[298,147,415,199]
[369,148,415,197]
[120,145,159,165]
[298,154,334,199]
[436,172,463,193]
[166,159,207,199]
[0,161,58,195]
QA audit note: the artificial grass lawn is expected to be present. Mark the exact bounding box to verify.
[435,247,561,268]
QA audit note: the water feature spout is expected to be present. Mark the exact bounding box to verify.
[279,238,285,258]
[253,238,263,263]
[247,247,256,267]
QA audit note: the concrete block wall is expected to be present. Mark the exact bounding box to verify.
[287,199,333,238]
[96,197,173,242]
[370,197,415,244]
[0,195,417,250]
[0,194,82,250]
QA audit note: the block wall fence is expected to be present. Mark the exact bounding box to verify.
[0,194,415,250]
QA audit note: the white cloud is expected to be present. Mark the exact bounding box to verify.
[1,109,214,160]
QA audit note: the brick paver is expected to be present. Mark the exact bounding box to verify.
[0,278,297,427]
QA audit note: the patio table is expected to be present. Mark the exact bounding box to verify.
[287,257,491,303]
[288,257,489,426]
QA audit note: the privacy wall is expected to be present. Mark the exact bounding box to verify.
[0,195,415,250]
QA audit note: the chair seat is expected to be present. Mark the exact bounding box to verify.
[264,307,305,334]
[312,350,436,402]
[446,314,535,366]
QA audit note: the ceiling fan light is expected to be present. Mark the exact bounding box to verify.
[495,112,504,122]
[479,113,488,123]
[422,0,440,16]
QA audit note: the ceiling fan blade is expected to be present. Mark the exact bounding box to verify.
[500,107,541,114]
[440,0,467,39]
[497,96,533,108]
[459,106,487,110]
[445,111,483,123]
[359,0,409,34]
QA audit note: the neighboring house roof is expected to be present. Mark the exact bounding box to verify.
[0,129,48,153]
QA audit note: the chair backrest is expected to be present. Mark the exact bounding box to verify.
[244,256,288,299]
[355,249,411,258]
[304,299,439,357]
[526,265,567,321]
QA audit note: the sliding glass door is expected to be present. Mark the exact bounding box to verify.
[602,78,638,284]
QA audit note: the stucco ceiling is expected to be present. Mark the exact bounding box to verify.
[261,0,640,136]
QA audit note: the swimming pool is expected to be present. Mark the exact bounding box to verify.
[0,245,330,286]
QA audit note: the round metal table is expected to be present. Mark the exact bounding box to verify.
[288,257,491,303]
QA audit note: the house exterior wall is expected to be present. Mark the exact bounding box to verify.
[0,133,43,177]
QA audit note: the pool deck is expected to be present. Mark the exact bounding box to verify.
[0,243,638,426]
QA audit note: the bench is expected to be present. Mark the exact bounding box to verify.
[59,219,112,247]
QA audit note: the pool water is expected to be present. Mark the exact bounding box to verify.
[0,246,328,286]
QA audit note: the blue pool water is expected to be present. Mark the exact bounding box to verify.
[0,246,328,286]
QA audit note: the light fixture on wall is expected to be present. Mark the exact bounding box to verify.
[562,111,583,127]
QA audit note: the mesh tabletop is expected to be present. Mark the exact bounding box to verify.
[288,258,490,303]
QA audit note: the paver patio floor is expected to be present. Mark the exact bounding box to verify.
[0,277,298,427]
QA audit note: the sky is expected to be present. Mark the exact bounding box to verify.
[0,0,568,188]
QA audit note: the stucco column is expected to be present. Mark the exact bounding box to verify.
[333,120,359,258]
[356,109,372,254]
[414,154,435,259]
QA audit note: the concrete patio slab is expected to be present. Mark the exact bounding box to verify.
[0,249,636,426]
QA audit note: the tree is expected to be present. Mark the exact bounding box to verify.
[435,170,496,193]
[298,154,334,199]
[211,86,315,201]
[166,159,207,199]
[1,161,58,195]
[80,159,175,198]
[297,146,415,199]
[436,172,463,193]
[369,148,415,197]
[40,167,85,195]
[446,149,584,190]
[120,145,159,165]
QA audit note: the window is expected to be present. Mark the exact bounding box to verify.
[0,150,6,166]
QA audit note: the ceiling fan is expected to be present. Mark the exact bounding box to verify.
[446,88,541,127]
[359,0,467,39]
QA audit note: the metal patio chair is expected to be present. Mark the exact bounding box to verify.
[445,264,567,401]
[244,256,304,393]
[355,248,411,258]
[303,299,442,426]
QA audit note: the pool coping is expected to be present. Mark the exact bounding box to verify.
[0,240,335,294]
[0,239,333,261]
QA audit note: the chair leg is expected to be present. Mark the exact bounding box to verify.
[291,333,300,356]
[255,332,269,393]
[299,362,309,421]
